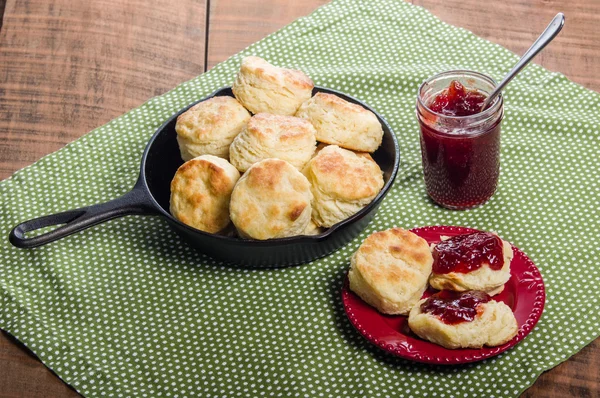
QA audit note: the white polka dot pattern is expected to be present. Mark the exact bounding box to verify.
[0,0,599,397]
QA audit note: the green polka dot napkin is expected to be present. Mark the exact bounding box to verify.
[1,0,599,397]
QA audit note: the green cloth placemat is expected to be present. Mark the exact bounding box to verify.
[1,0,599,396]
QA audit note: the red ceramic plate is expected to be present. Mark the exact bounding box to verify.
[341,225,545,364]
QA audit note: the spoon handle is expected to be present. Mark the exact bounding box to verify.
[482,13,565,109]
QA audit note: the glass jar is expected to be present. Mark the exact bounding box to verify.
[416,70,504,209]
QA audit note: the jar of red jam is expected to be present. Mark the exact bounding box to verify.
[416,71,503,209]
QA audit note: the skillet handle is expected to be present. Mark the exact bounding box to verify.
[9,180,157,248]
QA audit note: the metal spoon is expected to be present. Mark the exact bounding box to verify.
[482,13,565,109]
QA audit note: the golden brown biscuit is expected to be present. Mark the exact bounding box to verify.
[175,96,251,161]
[312,142,374,160]
[232,56,314,116]
[170,155,241,233]
[348,228,433,315]
[229,113,317,172]
[303,219,325,236]
[304,145,384,228]
[408,291,518,349]
[428,233,513,296]
[230,159,312,240]
[295,92,383,153]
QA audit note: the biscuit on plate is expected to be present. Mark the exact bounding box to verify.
[230,158,312,240]
[170,155,240,233]
[408,291,518,349]
[348,228,433,315]
[295,92,383,153]
[429,233,513,296]
[229,113,317,172]
[304,145,384,228]
[232,56,314,116]
[176,96,250,161]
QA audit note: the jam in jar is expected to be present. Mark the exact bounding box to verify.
[420,290,491,325]
[416,71,503,209]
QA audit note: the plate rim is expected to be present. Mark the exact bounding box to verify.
[341,225,546,365]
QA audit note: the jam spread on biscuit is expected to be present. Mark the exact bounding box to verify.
[421,290,491,324]
[427,80,487,117]
[433,232,504,274]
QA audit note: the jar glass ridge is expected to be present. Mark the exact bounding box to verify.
[416,70,504,209]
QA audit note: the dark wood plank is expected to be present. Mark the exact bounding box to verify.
[0,0,6,31]
[412,0,600,93]
[521,339,600,398]
[0,0,207,181]
[206,0,330,69]
[0,332,79,398]
[0,0,207,396]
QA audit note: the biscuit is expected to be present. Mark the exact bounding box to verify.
[170,155,241,233]
[229,113,317,172]
[304,145,384,228]
[175,96,251,161]
[303,219,325,236]
[348,228,433,315]
[295,92,383,153]
[429,234,513,296]
[408,292,518,349]
[232,56,314,116]
[230,158,312,240]
[312,142,374,161]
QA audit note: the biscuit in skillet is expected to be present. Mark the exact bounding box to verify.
[232,56,314,116]
[175,96,250,161]
[230,158,313,240]
[170,155,240,233]
[295,92,383,153]
[304,145,383,228]
[229,113,317,172]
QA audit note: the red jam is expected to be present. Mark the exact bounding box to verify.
[433,232,504,274]
[427,81,487,116]
[420,290,491,325]
[418,80,501,209]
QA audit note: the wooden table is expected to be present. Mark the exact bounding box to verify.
[0,0,598,396]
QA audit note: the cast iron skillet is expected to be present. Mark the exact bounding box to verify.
[9,87,400,267]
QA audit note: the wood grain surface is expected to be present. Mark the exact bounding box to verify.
[0,0,598,396]
[0,0,206,180]
[207,0,330,69]
[413,0,600,93]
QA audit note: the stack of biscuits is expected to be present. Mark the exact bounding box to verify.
[348,228,519,349]
[169,56,385,240]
